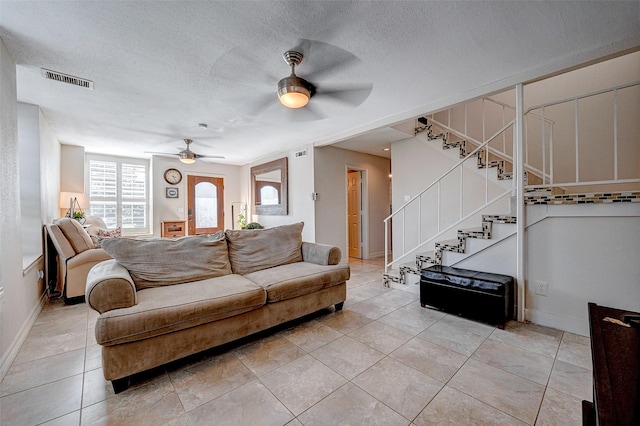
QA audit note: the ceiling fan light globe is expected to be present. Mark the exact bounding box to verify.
[278,76,310,109]
[179,151,197,164]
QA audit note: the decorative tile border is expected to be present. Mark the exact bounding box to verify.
[525,190,640,205]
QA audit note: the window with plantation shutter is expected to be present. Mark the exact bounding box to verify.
[87,155,149,235]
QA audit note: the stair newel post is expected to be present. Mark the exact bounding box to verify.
[515,83,526,322]
[542,107,546,185]
[384,217,388,274]
[459,166,463,220]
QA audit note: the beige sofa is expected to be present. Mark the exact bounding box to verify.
[46,217,112,301]
[85,222,349,393]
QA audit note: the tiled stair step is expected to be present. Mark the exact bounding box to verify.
[483,214,517,224]
[477,149,513,181]
[416,250,438,269]
[423,118,550,185]
[443,138,468,159]
[399,262,420,283]
[382,272,401,287]
[525,186,566,196]
[458,227,490,240]
[435,238,466,254]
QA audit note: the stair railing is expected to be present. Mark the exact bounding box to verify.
[384,120,515,273]
[483,97,555,184]
[524,81,640,189]
[427,101,553,184]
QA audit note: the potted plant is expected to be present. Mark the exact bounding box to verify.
[245,222,263,229]
[237,213,247,229]
[72,210,86,224]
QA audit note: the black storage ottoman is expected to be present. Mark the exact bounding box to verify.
[420,265,514,328]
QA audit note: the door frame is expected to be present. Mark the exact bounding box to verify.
[184,172,226,234]
[345,166,369,259]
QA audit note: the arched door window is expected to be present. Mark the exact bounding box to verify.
[260,185,279,205]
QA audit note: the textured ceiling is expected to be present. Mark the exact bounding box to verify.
[1,1,638,165]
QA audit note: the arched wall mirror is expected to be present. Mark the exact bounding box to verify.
[251,157,288,215]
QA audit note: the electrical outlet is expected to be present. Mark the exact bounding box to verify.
[535,280,548,296]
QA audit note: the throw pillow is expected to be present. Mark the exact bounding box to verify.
[90,227,122,248]
[100,233,232,290]
[225,222,303,275]
[54,217,94,254]
[99,227,122,238]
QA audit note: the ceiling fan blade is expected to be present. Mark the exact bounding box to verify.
[296,39,362,81]
[199,156,226,162]
[196,154,225,159]
[287,103,326,122]
[144,151,177,157]
[244,92,277,117]
[212,46,278,88]
[314,83,373,107]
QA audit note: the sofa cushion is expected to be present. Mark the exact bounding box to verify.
[225,222,304,275]
[95,274,266,346]
[244,262,350,302]
[100,233,232,290]
[54,217,94,254]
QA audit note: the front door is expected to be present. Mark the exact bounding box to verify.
[187,175,224,235]
[347,170,362,258]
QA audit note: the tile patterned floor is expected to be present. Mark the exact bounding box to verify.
[0,258,592,425]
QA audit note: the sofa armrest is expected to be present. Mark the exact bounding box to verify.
[301,242,342,265]
[86,259,137,314]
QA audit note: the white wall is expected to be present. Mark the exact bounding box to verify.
[314,146,390,259]
[391,135,510,265]
[40,109,61,223]
[18,103,42,265]
[151,156,242,236]
[525,204,640,336]
[0,38,48,380]
[248,145,316,243]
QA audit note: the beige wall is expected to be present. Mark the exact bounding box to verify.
[314,146,390,260]
[246,145,316,243]
[151,155,242,236]
[60,144,85,193]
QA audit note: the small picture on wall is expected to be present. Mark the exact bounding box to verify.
[165,187,179,198]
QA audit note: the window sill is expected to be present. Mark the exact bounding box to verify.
[23,254,43,276]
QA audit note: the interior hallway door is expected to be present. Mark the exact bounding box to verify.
[347,170,362,258]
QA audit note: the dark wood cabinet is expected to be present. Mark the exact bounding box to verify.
[584,303,639,426]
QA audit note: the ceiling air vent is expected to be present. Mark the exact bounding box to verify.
[294,149,307,158]
[41,68,93,90]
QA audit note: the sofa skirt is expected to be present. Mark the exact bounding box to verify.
[101,282,347,381]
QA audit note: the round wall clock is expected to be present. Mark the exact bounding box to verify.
[164,168,182,184]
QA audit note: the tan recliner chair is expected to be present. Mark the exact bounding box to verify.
[46,217,112,302]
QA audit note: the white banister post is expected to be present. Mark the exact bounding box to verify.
[515,84,526,322]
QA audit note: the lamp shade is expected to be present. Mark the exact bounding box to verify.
[59,192,85,209]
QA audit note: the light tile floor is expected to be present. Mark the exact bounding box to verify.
[0,258,592,425]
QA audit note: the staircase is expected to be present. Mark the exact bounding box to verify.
[384,116,521,286]
[383,213,516,286]
[385,81,640,287]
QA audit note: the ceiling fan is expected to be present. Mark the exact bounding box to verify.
[214,39,373,121]
[275,41,373,115]
[145,139,225,164]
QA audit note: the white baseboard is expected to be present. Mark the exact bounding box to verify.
[525,308,589,337]
[366,251,385,259]
[0,292,46,381]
